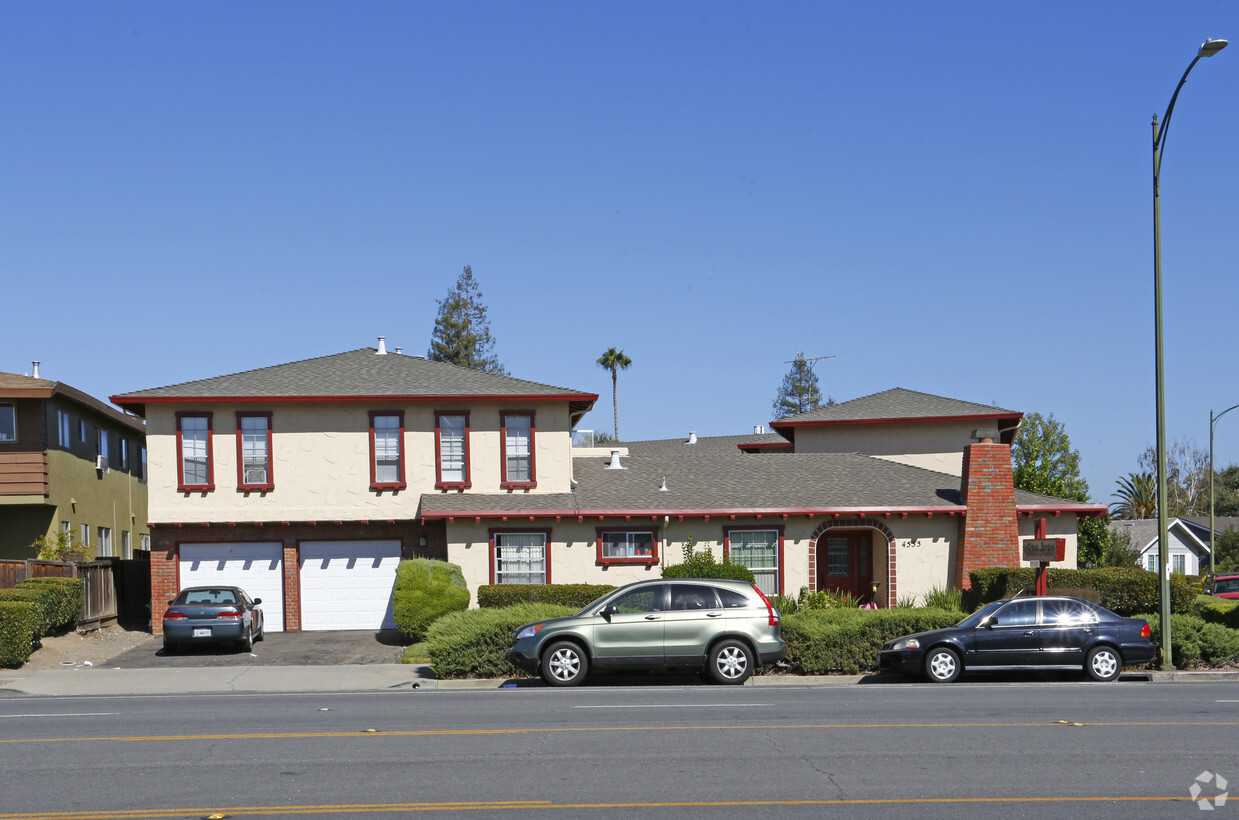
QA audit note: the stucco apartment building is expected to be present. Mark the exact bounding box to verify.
[111,344,1105,634]
[0,365,149,559]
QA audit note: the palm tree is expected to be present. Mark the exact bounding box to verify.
[1110,472,1158,519]
[596,347,632,441]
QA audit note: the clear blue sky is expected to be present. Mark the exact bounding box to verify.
[3,2,1237,505]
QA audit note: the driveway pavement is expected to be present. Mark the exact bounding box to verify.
[106,629,408,668]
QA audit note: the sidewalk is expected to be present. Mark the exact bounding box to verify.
[2,665,1233,696]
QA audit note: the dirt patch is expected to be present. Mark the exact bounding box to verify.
[6,624,155,672]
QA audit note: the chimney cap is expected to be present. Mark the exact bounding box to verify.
[605,450,626,470]
[972,428,1000,443]
[376,336,388,355]
[687,431,697,444]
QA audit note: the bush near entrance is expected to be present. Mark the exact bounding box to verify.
[426,603,574,679]
[781,608,963,675]
[392,559,470,642]
[967,566,1196,616]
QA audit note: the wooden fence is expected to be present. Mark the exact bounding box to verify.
[0,557,138,630]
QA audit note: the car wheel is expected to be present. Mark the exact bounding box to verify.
[1086,646,1121,682]
[924,647,961,683]
[708,639,754,685]
[240,628,253,652]
[541,641,588,687]
[162,642,177,655]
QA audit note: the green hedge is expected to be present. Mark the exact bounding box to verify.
[967,567,1195,616]
[17,578,83,632]
[662,561,755,582]
[426,603,575,679]
[391,559,471,642]
[476,584,615,609]
[0,589,50,638]
[1142,612,1239,670]
[781,608,964,675]
[0,601,38,668]
[1197,596,1239,630]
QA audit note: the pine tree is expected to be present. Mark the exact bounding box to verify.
[771,353,825,419]
[427,266,508,375]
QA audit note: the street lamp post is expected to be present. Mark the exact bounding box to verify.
[1152,37,1227,667]
[1210,404,1239,577]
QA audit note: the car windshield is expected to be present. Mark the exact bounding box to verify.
[176,589,238,605]
[1216,577,1239,594]
[955,600,1005,629]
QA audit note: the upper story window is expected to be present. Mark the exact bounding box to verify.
[500,411,536,489]
[176,412,214,491]
[96,427,109,459]
[119,438,129,470]
[237,412,274,491]
[58,411,70,448]
[596,527,659,567]
[435,412,471,489]
[0,405,15,442]
[79,419,86,443]
[369,411,405,490]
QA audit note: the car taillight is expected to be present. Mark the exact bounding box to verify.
[163,612,187,620]
[751,584,780,626]
[217,610,244,619]
[1141,623,1152,638]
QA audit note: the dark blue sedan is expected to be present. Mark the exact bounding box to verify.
[162,586,265,654]
[877,595,1155,682]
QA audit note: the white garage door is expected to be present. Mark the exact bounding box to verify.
[299,540,401,631]
[179,542,285,632]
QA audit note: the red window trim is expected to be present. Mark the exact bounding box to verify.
[175,411,215,492]
[369,410,406,491]
[235,411,275,492]
[595,526,660,568]
[434,410,472,490]
[499,410,537,490]
[488,527,553,584]
[723,524,785,596]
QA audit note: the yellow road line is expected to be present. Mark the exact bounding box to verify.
[0,795,1195,819]
[3,720,1237,745]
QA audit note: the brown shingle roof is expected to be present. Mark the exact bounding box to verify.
[773,387,1020,425]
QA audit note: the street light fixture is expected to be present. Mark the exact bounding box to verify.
[1152,37,1227,666]
[1210,404,1239,577]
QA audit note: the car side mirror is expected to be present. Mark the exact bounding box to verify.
[252,598,262,605]
[600,604,618,621]
[982,617,997,629]
[167,599,175,606]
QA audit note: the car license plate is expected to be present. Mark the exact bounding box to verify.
[193,628,211,638]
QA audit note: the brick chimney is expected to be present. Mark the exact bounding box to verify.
[954,430,1020,589]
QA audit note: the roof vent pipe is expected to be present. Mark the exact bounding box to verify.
[395,347,403,355]
[754,425,764,435]
[659,476,668,491]
[688,431,697,444]
[31,361,40,378]
[376,336,388,355]
[605,450,625,470]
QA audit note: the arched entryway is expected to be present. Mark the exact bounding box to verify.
[809,519,895,606]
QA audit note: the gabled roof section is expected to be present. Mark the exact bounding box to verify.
[1109,518,1212,555]
[111,348,598,423]
[624,433,791,455]
[0,371,146,435]
[770,388,1022,444]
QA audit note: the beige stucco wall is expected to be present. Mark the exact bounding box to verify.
[888,517,959,605]
[146,401,576,523]
[792,420,991,475]
[1017,515,1080,570]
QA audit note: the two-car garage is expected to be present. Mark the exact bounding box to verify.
[177,540,401,632]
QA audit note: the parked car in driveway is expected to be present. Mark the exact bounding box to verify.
[877,595,1155,683]
[505,578,785,686]
[162,586,265,653]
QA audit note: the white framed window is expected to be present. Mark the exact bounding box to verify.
[1147,553,1157,572]
[61,520,71,534]
[80,524,90,547]
[1172,554,1186,575]
[140,533,150,551]
[97,527,112,557]
[58,411,70,448]
[121,530,131,559]
[0,405,14,442]
[436,412,469,487]
[727,527,782,597]
[492,530,549,584]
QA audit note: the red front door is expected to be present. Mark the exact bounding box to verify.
[818,532,872,601]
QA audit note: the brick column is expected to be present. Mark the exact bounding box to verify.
[282,542,301,632]
[954,442,1020,590]
[148,528,179,635]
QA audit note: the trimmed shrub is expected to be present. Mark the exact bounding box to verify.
[1141,613,1239,669]
[661,535,756,583]
[17,578,83,632]
[476,584,615,609]
[1197,595,1239,631]
[780,608,964,675]
[427,603,575,679]
[392,559,470,642]
[967,566,1195,616]
[0,601,38,668]
[0,588,50,638]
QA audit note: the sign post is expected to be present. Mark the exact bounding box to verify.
[1022,538,1066,596]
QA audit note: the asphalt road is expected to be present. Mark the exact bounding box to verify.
[2,680,1237,819]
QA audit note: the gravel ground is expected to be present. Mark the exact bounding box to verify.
[6,624,155,673]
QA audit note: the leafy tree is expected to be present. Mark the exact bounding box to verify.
[1213,526,1239,572]
[1010,412,1089,501]
[1081,524,1139,569]
[1212,464,1239,517]
[1110,472,1157,520]
[596,347,632,442]
[31,531,91,561]
[1137,440,1209,516]
[772,353,831,419]
[593,430,619,445]
[427,266,508,375]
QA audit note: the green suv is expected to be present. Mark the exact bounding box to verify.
[505,578,786,686]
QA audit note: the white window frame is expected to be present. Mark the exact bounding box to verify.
[97,527,112,557]
[58,411,70,448]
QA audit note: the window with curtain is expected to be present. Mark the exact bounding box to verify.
[494,532,547,584]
